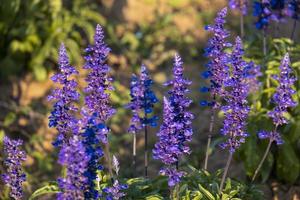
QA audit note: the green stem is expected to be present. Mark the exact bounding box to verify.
[219,152,233,193]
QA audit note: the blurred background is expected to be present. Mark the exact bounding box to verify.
[1,0,300,199]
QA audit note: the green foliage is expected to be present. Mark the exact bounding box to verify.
[239,37,300,183]
[29,182,59,200]
[0,0,105,80]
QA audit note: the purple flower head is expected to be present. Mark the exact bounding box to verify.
[48,44,80,147]
[268,53,297,126]
[153,54,193,185]
[83,24,115,127]
[253,0,272,29]
[270,0,287,21]
[1,136,26,200]
[258,130,284,144]
[159,168,185,187]
[220,37,250,152]
[229,0,248,15]
[103,180,128,200]
[285,0,300,20]
[201,7,231,107]
[57,135,90,200]
[127,65,158,133]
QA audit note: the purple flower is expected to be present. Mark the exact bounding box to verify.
[285,0,300,20]
[268,53,297,126]
[253,0,272,29]
[82,24,115,126]
[57,136,90,200]
[103,180,128,200]
[220,37,250,152]
[82,115,107,199]
[2,136,26,200]
[201,7,231,107]
[258,130,283,144]
[127,65,158,133]
[48,43,80,147]
[153,54,193,185]
[229,0,248,15]
[159,168,185,187]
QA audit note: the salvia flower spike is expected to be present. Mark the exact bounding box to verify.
[57,136,90,200]
[48,43,80,147]
[153,54,193,187]
[259,53,297,144]
[202,7,231,107]
[83,24,115,126]
[220,36,250,153]
[127,64,158,133]
[2,136,26,200]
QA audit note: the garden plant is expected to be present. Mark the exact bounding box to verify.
[1,0,300,200]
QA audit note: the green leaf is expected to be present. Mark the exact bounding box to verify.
[276,136,300,183]
[29,183,60,200]
[3,112,16,127]
[198,184,215,200]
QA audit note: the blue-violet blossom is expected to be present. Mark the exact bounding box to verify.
[2,136,26,200]
[229,0,248,15]
[48,44,80,147]
[201,7,231,107]
[259,53,297,144]
[220,37,250,152]
[127,65,158,133]
[153,54,194,186]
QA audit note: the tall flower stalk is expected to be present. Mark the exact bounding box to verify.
[153,54,193,191]
[201,7,231,170]
[48,44,80,147]
[82,24,115,182]
[127,64,158,177]
[219,37,250,192]
[2,136,26,200]
[252,53,297,181]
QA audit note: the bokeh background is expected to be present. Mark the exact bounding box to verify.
[1,0,300,199]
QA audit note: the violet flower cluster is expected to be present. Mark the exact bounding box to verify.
[127,65,158,133]
[220,37,250,152]
[82,24,115,126]
[57,136,90,200]
[2,136,26,200]
[259,53,297,144]
[48,44,80,147]
[153,54,194,187]
[229,0,248,15]
[103,180,128,200]
[201,7,231,107]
